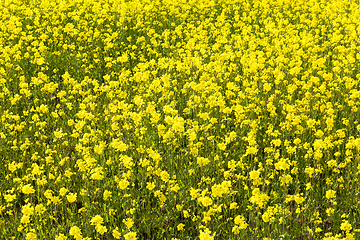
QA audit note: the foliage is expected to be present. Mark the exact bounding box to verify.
[0,0,360,239]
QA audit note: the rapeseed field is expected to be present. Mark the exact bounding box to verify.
[0,0,360,239]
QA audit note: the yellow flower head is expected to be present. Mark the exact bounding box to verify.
[22,184,35,194]
[67,193,77,203]
[199,227,214,240]
[90,215,104,226]
[325,190,336,199]
[249,170,260,180]
[69,226,82,237]
[124,231,137,240]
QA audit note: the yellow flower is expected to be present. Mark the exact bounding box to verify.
[69,226,82,239]
[124,231,137,240]
[67,193,77,203]
[22,184,35,194]
[234,215,248,229]
[160,171,170,183]
[246,146,258,155]
[94,144,104,154]
[44,189,53,200]
[90,168,104,180]
[177,223,185,231]
[325,190,336,199]
[218,142,226,150]
[198,196,213,207]
[183,210,190,218]
[110,139,128,152]
[112,227,121,239]
[172,117,185,132]
[326,208,335,216]
[305,167,315,178]
[263,82,272,92]
[249,170,260,180]
[293,194,305,204]
[146,182,155,191]
[340,220,352,232]
[91,215,104,226]
[293,138,301,145]
[249,188,270,208]
[271,139,282,147]
[95,225,107,234]
[275,159,290,171]
[36,57,45,65]
[21,215,31,224]
[4,194,16,202]
[170,184,180,192]
[280,174,293,186]
[123,218,134,229]
[22,203,34,216]
[197,157,210,167]
[55,233,67,240]
[232,225,240,234]
[230,202,238,209]
[26,231,37,240]
[199,228,214,240]
[119,178,130,190]
[54,129,64,139]
[59,188,68,196]
[103,190,112,200]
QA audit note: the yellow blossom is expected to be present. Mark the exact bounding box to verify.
[22,184,35,194]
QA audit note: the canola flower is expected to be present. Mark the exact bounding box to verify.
[1,0,360,239]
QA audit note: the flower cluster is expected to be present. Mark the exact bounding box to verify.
[0,0,360,239]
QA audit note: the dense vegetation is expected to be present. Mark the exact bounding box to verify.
[1,0,360,239]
